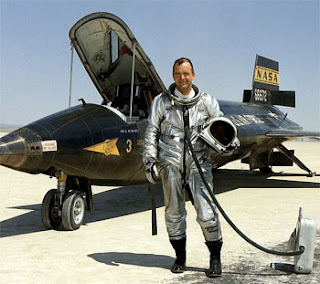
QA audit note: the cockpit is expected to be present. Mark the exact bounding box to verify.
[69,12,166,121]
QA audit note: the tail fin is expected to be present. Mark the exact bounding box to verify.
[243,55,295,107]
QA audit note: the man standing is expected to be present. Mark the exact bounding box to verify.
[143,58,223,277]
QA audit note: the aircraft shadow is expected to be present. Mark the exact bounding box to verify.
[212,169,320,194]
[1,169,319,238]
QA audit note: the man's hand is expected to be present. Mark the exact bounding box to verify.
[145,160,159,184]
[221,137,240,156]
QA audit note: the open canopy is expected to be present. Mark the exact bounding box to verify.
[69,12,166,104]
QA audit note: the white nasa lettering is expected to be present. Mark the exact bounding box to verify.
[229,115,265,127]
[246,114,264,124]
[254,89,267,102]
[268,112,279,119]
[237,115,249,126]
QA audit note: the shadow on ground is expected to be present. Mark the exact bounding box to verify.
[1,169,319,238]
[88,230,319,284]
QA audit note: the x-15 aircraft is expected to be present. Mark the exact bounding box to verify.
[0,12,319,231]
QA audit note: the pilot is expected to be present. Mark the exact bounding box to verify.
[143,57,223,277]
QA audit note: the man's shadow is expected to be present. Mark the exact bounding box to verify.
[88,251,298,276]
[88,252,205,272]
[89,252,172,269]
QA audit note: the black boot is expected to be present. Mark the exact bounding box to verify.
[170,237,186,273]
[205,240,222,277]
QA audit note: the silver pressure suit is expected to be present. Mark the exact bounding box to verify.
[143,83,223,242]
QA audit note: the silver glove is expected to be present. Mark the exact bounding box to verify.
[145,161,159,184]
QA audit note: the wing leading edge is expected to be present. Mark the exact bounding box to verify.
[266,130,320,140]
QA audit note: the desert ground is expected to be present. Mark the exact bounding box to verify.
[1,134,319,284]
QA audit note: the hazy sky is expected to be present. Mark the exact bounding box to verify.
[1,0,319,131]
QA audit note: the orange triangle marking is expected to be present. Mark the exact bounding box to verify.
[84,138,120,156]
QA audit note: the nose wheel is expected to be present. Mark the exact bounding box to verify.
[41,189,62,229]
[42,189,85,230]
[41,173,88,230]
[62,191,85,230]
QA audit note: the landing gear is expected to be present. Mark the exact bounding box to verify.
[41,172,92,230]
[41,189,62,229]
[276,144,316,177]
[243,145,316,177]
[62,191,85,230]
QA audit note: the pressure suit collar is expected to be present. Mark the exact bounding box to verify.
[168,83,202,106]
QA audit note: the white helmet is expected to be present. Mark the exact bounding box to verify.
[200,117,240,156]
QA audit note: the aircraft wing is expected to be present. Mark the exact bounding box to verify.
[266,129,320,140]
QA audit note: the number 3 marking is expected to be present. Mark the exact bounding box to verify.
[126,139,132,153]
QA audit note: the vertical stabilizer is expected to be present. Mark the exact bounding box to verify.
[243,54,295,107]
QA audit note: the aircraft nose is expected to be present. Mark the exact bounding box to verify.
[0,128,53,173]
[0,132,28,168]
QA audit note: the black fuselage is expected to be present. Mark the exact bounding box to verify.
[0,100,301,186]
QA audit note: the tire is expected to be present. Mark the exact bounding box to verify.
[42,189,62,229]
[62,191,85,230]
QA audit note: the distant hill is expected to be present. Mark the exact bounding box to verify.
[0,123,22,132]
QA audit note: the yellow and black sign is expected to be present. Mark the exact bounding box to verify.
[84,138,120,156]
[254,65,279,86]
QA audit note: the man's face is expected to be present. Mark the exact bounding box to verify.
[172,62,195,95]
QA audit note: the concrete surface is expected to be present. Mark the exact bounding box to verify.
[0,137,319,283]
